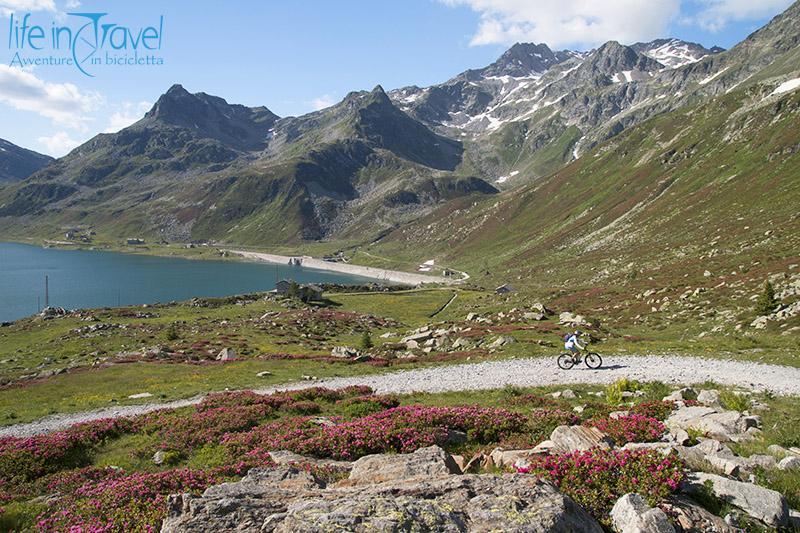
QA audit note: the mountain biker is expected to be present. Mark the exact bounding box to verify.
[564,330,585,358]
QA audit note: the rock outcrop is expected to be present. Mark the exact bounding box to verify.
[610,493,675,533]
[161,446,604,532]
[682,472,789,527]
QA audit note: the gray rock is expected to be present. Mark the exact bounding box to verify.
[790,509,800,529]
[767,444,790,458]
[153,450,166,465]
[663,388,696,402]
[489,335,516,348]
[267,450,351,470]
[550,425,613,453]
[216,348,236,361]
[345,446,460,486]
[778,456,800,471]
[161,465,604,532]
[660,496,736,532]
[666,406,759,442]
[451,337,472,349]
[331,346,359,358]
[696,389,721,407]
[682,472,789,527]
[610,493,675,533]
[523,312,547,321]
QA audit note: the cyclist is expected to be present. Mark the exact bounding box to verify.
[564,330,585,360]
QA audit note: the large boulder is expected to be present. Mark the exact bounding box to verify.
[660,496,736,532]
[666,406,759,442]
[559,312,591,327]
[216,348,236,361]
[550,425,613,453]
[161,465,604,532]
[331,346,360,358]
[610,493,675,533]
[682,472,789,527]
[345,446,460,486]
[267,450,352,471]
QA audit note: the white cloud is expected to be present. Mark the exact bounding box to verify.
[104,101,152,133]
[37,131,81,156]
[0,65,102,129]
[310,94,335,111]
[440,0,682,49]
[691,0,794,32]
[0,0,55,16]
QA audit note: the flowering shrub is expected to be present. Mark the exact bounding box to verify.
[36,461,264,533]
[286,401,322,415]
[136,387,376,454]
[0,418,137,484]
[588,414,666,445]
[224,405,530,461]
[518,448,685,525]
[629,401,675,421]
[338,394,400,418]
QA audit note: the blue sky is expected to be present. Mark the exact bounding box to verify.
[0,0,793,157]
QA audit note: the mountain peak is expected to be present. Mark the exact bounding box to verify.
[141,85,278,150]
[0,138,53,182]
[587,41,662,74]
[631,38,722,69]
[481,42,570,77]
[369,84,391,103]
[165,83,190,96]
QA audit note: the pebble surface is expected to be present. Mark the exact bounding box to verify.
[3,355,800,438]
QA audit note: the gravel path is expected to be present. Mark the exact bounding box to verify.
[3,355,800,438]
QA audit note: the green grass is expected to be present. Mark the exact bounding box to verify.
[0,359,391,426]
[328,289,456,325]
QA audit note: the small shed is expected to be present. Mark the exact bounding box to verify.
[495,284,516,295]
[275,279,294,295]
[302,284,323,301]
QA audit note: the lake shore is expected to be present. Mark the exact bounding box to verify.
[2,237,461,286]
[229,250,456,286]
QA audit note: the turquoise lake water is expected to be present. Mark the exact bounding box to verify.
[0,242,373,322]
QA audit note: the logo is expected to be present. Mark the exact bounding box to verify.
[7,12,165,76]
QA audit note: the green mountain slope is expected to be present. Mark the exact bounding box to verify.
[0,86,496,244]
[0,139,52,183]
[370,74,800,335]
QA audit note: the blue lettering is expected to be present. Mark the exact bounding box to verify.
[27,25,45,49]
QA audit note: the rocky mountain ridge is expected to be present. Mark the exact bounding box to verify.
[0,138,52,183]
[0,2,798,248]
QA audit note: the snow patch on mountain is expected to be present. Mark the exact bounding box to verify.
[771,77,800,96]
[643,39,708,69]
[496,170,519,184]
[699,67,729,85]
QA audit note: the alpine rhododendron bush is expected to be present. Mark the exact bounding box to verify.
[518,448,685,526]
[588,414,667,445]
[0,385,690,531]
[222,404,530,460]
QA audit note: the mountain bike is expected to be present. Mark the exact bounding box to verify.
[557,350,602,370]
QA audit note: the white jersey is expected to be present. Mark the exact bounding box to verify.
[565,334,583,350]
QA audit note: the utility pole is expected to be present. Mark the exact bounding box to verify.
[45,275,49,308]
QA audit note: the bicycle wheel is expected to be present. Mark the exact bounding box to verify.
[557,354,575,370]
[584,352,602,369]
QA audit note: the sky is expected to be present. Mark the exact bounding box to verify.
[0,0,794,157]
